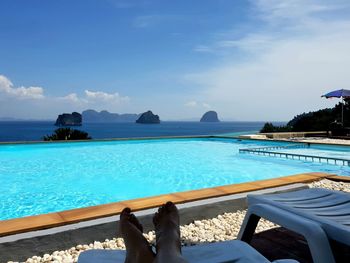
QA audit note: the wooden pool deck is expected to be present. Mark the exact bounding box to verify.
[0,172,341,237]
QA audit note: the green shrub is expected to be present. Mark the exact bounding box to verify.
[261,100,349,133]
[260,122,291,133]
[43,128,91,141]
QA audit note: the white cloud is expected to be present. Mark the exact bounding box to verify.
[217,35,275,53]
[202,103,211,109]
[57,90,129,105]
[59,93,82,103]
[185,101,198,107]
[0,74,130,119]
[193,0,350,55]
[11,86,44,99]
[253,0,350,23]
[0,75,12,92]
[185,100,211,109]
[84,90,129,102]
[0,75,45,100]
[186,0,350,121]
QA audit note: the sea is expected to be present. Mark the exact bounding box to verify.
[0,121,267,142]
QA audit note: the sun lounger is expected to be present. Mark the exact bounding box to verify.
[238,188,350,263]
[78,240,298,263]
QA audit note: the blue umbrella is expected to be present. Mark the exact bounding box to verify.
[322,89,350,125]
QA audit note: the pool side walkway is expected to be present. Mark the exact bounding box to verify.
[0,172,340,237]
[234,133,350,146]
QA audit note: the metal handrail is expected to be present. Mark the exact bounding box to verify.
[239,146,350,166]
[241,144,310,152]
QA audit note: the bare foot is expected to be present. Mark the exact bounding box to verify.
[153,202,188,263]
[119,208,155,263]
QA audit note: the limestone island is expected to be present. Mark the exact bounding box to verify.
[200,111,220,122]
[82,109,140,123]
[55,112,82,126]
[136,110,160,124]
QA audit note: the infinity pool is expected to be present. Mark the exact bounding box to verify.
[0,138,349,220]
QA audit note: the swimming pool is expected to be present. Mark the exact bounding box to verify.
[0,138,349,220]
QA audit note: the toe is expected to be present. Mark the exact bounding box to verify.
[120,207,131,220]
[153,211,159,224]
[165,201,176,212]
[158,203,168,215]
[130,214,143,232]
[122,207,131,214]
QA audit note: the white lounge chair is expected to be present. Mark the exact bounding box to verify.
[78,240,298,263]
[238,188,350,263]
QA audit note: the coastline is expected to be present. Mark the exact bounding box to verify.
[0,121,264,142]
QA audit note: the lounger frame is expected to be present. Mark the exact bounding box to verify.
[238,188,350,263]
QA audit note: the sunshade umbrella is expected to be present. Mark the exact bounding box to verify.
[322,89,350,125]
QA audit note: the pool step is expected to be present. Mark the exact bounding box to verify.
[239,144,350,166]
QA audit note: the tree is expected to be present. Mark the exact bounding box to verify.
[260,122,291,133]
[260,101,350,133]
[43,128,91,141]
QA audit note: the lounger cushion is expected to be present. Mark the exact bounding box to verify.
[78,240,298,263]
[247,188,350,245]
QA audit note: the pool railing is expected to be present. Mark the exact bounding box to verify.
[239,146,350,166]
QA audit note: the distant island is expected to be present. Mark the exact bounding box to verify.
[82,110,140,123]
[55,112,82,126]
[200,111,220,122]
[136,110,160,124]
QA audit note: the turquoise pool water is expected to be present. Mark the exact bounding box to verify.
[0,138,349,220]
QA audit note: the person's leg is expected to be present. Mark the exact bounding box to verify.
[119,208,155,263]
[153,202,188,263]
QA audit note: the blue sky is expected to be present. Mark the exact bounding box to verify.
[1,0,350,121]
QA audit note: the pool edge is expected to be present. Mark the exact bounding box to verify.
[0,172,336,237]
[0,135,217,145]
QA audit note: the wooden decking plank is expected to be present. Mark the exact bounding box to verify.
[250,178,291,188]
[58,202,128,223]
[0,213,65,236]
[123,194,184,211]
[307,172,333,178]
[173,188,226,201]
[216,183,260,194]
[281,174,319,183]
